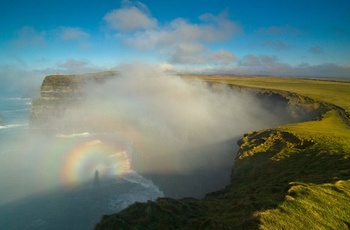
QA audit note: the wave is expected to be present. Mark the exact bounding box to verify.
[0,97,31,101]
[0,123,28,129]
[108,172,164,211]
[56,132,91,138]
[122,171,163,192]
[1,109,29,113]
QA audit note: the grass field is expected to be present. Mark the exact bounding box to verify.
[186,75,350,113]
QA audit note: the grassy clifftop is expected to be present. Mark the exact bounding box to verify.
[93,76,350,229]
[30,71,117,130]
[186,75,350,113]
[40,71,117,99]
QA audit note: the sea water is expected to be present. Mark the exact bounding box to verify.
[0,98,163,230]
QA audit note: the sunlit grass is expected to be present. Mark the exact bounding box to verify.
[259,181,350,230]
[185,75,350,112]
[280,110,350,151]
[254,110,350,229]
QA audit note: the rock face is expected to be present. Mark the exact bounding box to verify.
[29,71,117,130]
[207,82,329,123]
[94,127,350,230]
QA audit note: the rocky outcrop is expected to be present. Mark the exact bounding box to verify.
[29,71,117,130]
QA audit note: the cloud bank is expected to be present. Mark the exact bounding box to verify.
[104,3,239,65]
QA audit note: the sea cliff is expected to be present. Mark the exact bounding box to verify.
[29,74,350,229]
[93,76,350,229]
[29,71,117,130]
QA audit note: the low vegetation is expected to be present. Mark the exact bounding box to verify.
[186,75,350,113]
[43,71,118,85]
[93,75,350,229]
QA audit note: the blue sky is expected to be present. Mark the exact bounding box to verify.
[1,0,350,95]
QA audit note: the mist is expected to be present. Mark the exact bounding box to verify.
[53,63,289,197]
[0,63,294,229]
[0,63,291,204]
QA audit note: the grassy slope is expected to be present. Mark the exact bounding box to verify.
[256,110,350,229]
[95,76,350,229]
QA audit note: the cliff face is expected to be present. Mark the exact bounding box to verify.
[29,71,117,130]
[94,82,350,229]
[94,126,350,230]
[207,82,329,123]
[30,74,328,131]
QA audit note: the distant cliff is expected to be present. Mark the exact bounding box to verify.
[29,71,117,130]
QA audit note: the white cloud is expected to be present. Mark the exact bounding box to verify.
[59,27,89,41]
[119,10,239,65]
[127,13,238,49]
[56,59,102,74]
[104,5,157,31]
[12,26,46,48]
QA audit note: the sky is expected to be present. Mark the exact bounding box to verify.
[1,0,350,95]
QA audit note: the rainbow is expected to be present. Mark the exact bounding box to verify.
[59,136,132,187]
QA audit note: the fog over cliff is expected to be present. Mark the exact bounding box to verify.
[0,63,290,205]
[38,62,292,199]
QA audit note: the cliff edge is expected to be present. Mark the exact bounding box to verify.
[29,71,117,130]
[94,77,350,229]
[95,112,350,229]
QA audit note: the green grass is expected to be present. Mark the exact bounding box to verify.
[44,70,118,85]
[259,181,350,230]
[280,110,350,151]
[252,109,350,229]
[186,75,350,112]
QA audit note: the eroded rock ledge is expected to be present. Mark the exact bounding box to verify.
[29,71,117,130]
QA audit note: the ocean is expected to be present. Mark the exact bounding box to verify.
[0,97,163,230]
